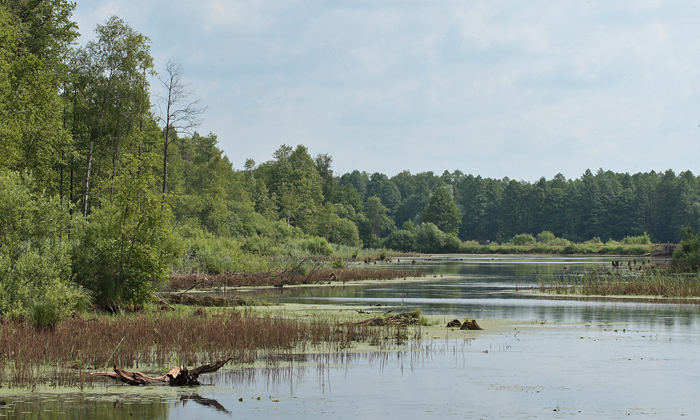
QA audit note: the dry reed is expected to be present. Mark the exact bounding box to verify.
[166,267,423,292]
[0,309,397,389]
[539,268,700,298]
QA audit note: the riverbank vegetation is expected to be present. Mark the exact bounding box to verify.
[539,227,700,298]
[0,307,417,389]
[1,0,697,326]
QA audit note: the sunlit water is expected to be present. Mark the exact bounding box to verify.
[3,255,699,419]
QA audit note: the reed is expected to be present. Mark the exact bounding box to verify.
[0,308,402,389]
[166,267,423,292]
[539,268,700,298]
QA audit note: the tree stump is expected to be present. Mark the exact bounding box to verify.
[460,319,483,330]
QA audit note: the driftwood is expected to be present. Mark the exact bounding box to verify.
[91,358,232,386]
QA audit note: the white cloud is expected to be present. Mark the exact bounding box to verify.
[73,0,700,180]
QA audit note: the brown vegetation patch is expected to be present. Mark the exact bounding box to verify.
[0,310,392,388]
[349,312,422,327]
[166,267,423,292]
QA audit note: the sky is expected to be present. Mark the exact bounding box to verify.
[72,1,700,182]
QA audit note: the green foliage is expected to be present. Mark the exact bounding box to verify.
[330,258,345,269]
[537,231,556,243]
[421,186,461,235]
[415,223,461,253]
[364,196,395,247]
[298,237,334,256]
[671,226,700,272]
[621,232,651,244]
[174,223,270,274]
[72,147,178,307]
[511,234,536,246]
[383,229,417,252]
[0,170,88,321]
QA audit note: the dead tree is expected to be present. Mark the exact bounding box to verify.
[91,358,232,386]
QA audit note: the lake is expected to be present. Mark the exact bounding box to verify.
[2,255,699,419]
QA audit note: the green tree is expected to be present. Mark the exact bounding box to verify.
[67,16,154,217]
[421,186,461,235]
[364,195,395,247]
[0,170,87,323]
[0,2,76,193]
[72,143,177,308]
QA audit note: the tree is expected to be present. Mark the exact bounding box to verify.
[421,186,461,235]
[0,170,87,325]
[68,16,154,218]
[0,2,76,193]
[72,139,177,308]
[364,195,394,247]
[157,61,205,203]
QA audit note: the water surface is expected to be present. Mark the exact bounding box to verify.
[3,255,698,419]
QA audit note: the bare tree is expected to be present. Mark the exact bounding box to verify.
[157,61,205,203]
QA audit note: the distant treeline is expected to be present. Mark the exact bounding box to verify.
[331,167,699,245]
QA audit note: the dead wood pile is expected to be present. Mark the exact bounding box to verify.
[350,312,421,326]
[91,358,232,386]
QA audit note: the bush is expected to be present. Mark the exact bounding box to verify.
[415,223,461,253]
[671,226,700,271]
[511,234,536,246]
[621,232,651,244]
[299,237,334,256]
[174,224,269,274]
[383,229,416,252]
[537,231,556,244]
[0,170,88,321]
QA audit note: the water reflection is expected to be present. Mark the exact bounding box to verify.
[4,255,699,419]
[272,255,699,330]
[180,394,230,414]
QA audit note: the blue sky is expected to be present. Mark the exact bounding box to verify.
[73,1,700,181]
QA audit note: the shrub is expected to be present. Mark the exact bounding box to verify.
[383,229,417,252]
[300,237,334,256]
[671,226,700,271]
[0,170,88,321]
[511,234,536,246]
[621,232,651,244]
[537,231,556,244]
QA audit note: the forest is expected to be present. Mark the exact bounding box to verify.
[2,1,700,323]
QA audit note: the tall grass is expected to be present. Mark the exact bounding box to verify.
[539,269,700,298]
[460,242,659,255]
[0,309,402,389]
[166,267,423,292]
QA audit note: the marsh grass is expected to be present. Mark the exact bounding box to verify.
[166,267,423,292]
[539,268,700,298]
[460,242,660,255]
[0,308,404,389]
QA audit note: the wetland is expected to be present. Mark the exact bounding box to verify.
[2,255,700,419]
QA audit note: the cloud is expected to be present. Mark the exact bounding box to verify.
[73,1,700,180]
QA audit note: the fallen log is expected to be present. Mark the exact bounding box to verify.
[91,358,233,386]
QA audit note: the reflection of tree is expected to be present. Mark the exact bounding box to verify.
[181,394,231,414]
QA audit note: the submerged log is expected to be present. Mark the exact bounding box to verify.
[91,358,233,386]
